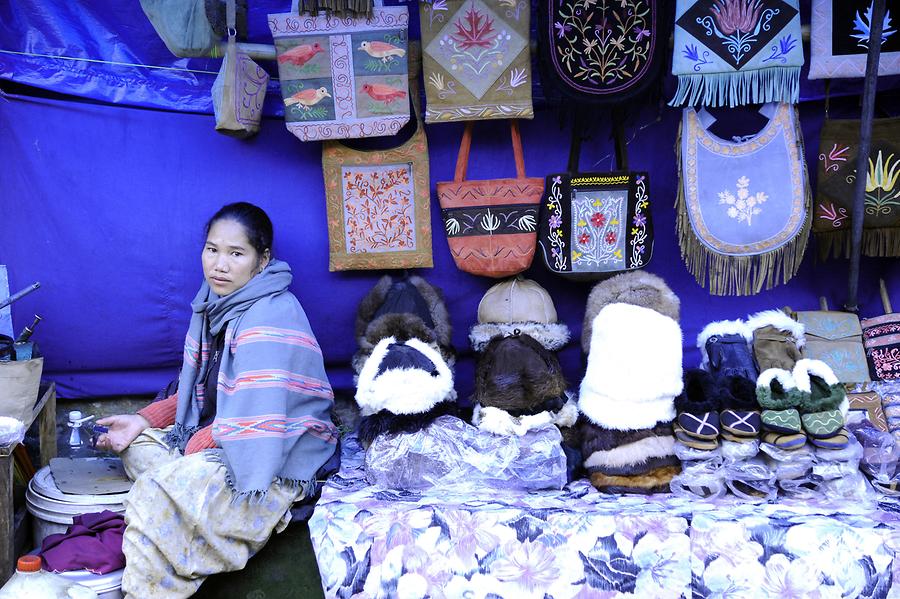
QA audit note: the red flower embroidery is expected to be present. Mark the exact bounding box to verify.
[591,212,606,227]
[605,231,617,244]
[578,233,590,245]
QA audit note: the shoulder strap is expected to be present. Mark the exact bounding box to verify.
[454,121,527,183]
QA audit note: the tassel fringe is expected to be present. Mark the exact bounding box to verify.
[298,0,373,16]
[816,228,900,260]
[669,67,801,108]
[674,114,811,296]
[205,449,316,505]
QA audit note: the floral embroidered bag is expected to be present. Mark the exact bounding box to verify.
[813,116,900,259]
[861,283,900,381]
[537,0,669,104]
[670,0,804,107]
[809,0,900,79]
[437,121,543,278]
[793,308,870,383]
[322,78,432,270]
[419,0,533,122]
[676,103,810,295]
[269,1,411,141]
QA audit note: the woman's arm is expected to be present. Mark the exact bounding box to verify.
[136,393,179,428]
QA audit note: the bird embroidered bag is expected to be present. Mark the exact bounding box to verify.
[813,116,900,259]
[537,0,670,104]
[268,5,411,141]
[809,0,900,79]
[419,0,533,122]
[538,172,652,279]
[677,103,810,295]
[670,0,804,107]
[321,96,432,270]
[437,121,543,278]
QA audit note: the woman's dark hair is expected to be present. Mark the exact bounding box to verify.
[205,202,274,256]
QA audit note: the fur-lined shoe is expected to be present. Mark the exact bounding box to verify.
[746,309,805,372]
[697,319,758,380]
[718,375,761,437]
[762,431,807,450]
[808,428,850,450]
[673,422,718,450]
[757,368,803,435]
[792,359,848,439]
[674,369,720,440]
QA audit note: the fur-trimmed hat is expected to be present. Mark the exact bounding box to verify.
[355,336,456,417]
[582,271,680,354]
[470,277,570,352]
[579,303,683,430]
[353,275,453,373]
[580,421,676,474]
[589,465,680,494]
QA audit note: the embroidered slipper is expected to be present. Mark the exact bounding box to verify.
[761,408,802,434]
[793,359,848,414]
[674,369,721,440]
[807,428,850,450]
[801,409,845,439]
[718,374,760,437]
[674,423,718,451]
[721,430,757,443]
[762,431,807,450]
[756,368,803,410]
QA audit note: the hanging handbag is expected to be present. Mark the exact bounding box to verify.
[809,0,900,79]
[794,300,871,383]
[212,0,268,138]
[419,0,533,122]
[862,280,900,381]
[322,68,432,271]
[437,121,543,278]
[140,0,221,57]
[814,115,900,259]
[677,103,810,295]
[269,0,410,141]
[537,0,670,104]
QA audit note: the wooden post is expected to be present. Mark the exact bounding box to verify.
[847,0,887,311]
[37,383,57,468]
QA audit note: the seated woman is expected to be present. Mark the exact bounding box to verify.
[96,202,339,598]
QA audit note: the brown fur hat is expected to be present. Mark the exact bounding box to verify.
[589,465,680,494]
[581,271,680,354]
[353,275,454,373]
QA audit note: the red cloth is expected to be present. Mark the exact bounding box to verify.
[137,393,178,428]
[39,510,126,574]
[185,424,217,454]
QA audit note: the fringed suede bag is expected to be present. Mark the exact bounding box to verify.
[809,0,900,80]
[676,103,810,295]
[813,115,900,259]
[670,0,803,107]
[794,300,870,384]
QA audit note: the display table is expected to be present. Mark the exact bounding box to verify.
[0,381,57,584]
[309,437,900,598]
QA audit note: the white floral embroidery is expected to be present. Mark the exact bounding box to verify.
[718,175,768,226]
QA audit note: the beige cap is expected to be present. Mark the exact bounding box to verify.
[477,276,558,324]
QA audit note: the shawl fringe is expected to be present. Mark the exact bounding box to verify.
[816,228,900,260]
[204,450,316,504]
[675,117,811,296]
[669,67,800,108]
[164,423,200,454]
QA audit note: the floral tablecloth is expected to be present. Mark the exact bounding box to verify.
[309,438,900,598]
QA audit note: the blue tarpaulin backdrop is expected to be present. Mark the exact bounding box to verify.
[1,0,900,399]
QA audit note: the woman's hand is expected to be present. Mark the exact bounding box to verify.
[95,414,150,453]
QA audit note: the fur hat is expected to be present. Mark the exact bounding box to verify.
[355,336,456,417]
[581,421,676,473]
[353,275,453,373]
[579,303,683,430]
[582,271,680,354]
[470,277,570,352]
[473,333,568,414]
[589,464,680,494]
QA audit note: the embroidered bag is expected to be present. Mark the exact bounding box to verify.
[419,0,533,122]
[847,390,889,431]
[538,172,652,279]
[809,0,900,79]
[322,78,432,270]
[861,283,900,381]
[212,0,269,138]
[670,0,803,107]
[793,309,871,383]
[437,121,543,278]
[269,2,410,141]
[676,103,810,295]
[813,116,900,259]
[140,0,238,57]
[537,0,670,104]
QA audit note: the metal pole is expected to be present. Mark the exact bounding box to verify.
[847,0,886,312]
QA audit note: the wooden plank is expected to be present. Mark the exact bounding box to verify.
[0,453,14,585]
[0,266,12,338]
[36,382,56,468]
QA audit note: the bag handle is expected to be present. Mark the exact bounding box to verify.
[454,120,527,183]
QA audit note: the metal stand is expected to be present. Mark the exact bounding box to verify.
[846,0,887,312]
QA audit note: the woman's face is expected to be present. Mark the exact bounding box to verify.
[202,219,270,296]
